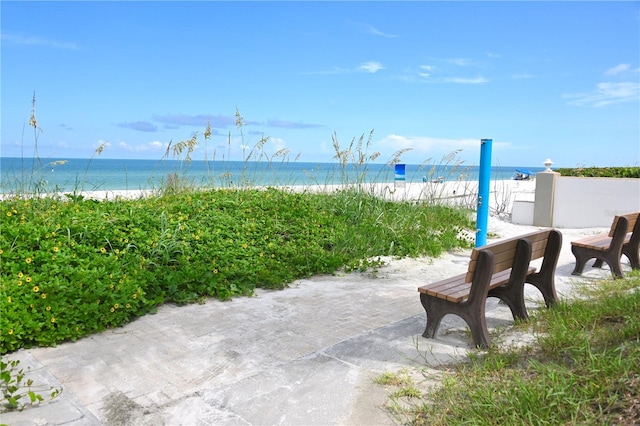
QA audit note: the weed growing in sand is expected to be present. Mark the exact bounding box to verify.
[385,272,640,425]
[0,358,62,412]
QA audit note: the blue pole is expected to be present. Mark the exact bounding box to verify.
[476,139,492,247]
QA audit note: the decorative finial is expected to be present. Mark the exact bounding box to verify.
[544,158,553,172]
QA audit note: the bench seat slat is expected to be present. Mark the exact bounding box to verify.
[418,267,536,303]
[572,234,631,251]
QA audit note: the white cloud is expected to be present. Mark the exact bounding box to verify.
[441,76,489,84]
[377,135,486,157]
[365,24,397,38]
[116,140,168,153]
[1,33,80,49]
[306,62,384,75]
[266,137,290,158]
[432,57,475,67]
[359,61,384,73]
[564,82,640,107]
[604,63,630,75]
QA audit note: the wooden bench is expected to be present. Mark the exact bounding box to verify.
[418,229,562,349]
[571,212,640,278]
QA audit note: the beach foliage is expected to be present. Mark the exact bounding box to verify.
[1,97,479,354]
[0,188,474,354]
[555,166,640,178]
[382,273,640,425]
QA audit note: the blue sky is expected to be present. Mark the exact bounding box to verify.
[2,1,639,167]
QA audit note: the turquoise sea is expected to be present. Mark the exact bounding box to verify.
[0,157,544,194]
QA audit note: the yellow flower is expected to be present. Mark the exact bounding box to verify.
[32,286,39,292]
[25,257,32,264]
[213,269,218,274]
[132,293,137,299]
[100,247,107,254]
[7,297,11,303]
[18,272,23,278]
[51,317,56,323]
[8,329,13,335]
[41,293,47,299]
[0,249,3,255]
[53,246,59,252]
[110,307,115,312]
[6,211,12,217]
[26,276,32,283]
[126,303,131,309]
[46,306,51,311]
[17,281,22,286]
[114,303,119,309]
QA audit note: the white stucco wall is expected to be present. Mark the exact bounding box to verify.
[551,177,640,228]
[512,200,535,225]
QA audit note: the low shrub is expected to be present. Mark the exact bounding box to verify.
[0,188,474,354]
[555,166,640,178]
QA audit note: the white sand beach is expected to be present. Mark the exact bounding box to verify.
[77,178,537,215]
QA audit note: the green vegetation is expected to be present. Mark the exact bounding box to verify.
[1,358,62,412]
[381,273,640,425]
[1,96,477,354]
[555,166,640,178]
[0,188,475,354]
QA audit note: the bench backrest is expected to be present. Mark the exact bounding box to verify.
[608,212,640,238]
[465,230,554,282]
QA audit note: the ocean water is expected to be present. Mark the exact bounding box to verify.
[0,157,544,193]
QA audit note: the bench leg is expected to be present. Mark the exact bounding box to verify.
[571,245,591,276]
[622,245,640,270]
[420,293,491,349]
[528,229,561,308]
[420,293,445,339]
[488,286,528,321]
[609,259,624,278]
[420,250,494,349]
[526,272,558,308]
